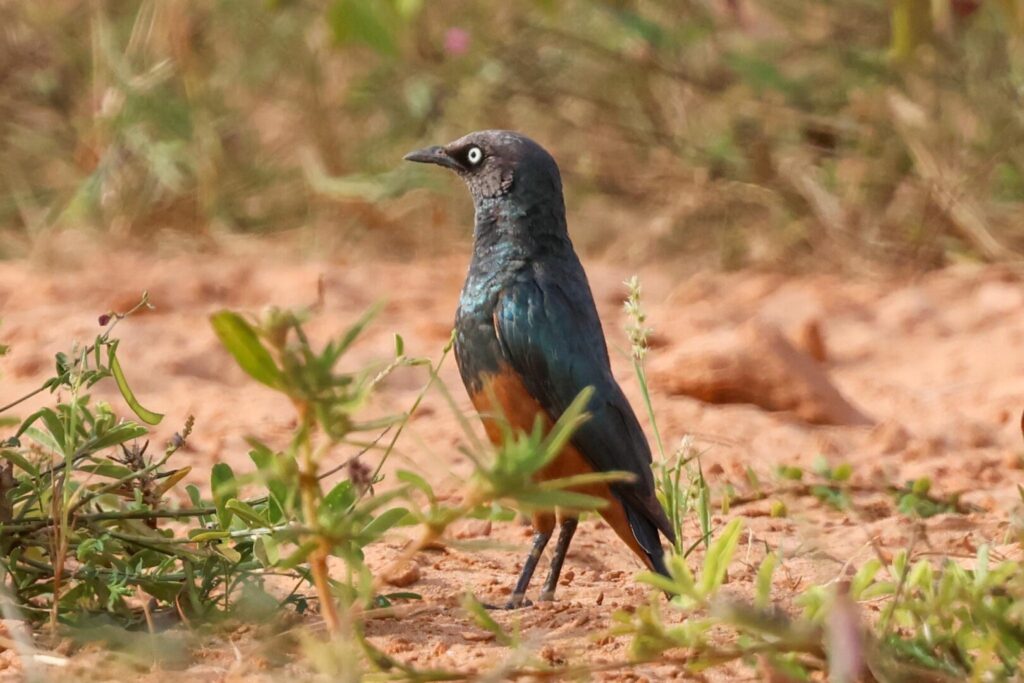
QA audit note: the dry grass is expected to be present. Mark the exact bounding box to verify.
[1,1,1023,269]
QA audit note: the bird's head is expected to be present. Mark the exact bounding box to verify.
[403,130,562,206]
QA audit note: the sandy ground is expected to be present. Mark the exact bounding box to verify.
[2,245,1023,680]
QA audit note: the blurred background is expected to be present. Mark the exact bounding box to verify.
[2,0,1023,271]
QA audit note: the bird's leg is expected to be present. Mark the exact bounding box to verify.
[503,528,552,609]
[538,517,578,602]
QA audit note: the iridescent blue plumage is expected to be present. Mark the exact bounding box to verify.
[405,130,673,607]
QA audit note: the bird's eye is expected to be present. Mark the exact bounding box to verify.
[466,146,483,166]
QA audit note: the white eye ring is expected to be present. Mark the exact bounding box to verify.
[466,146,483,165]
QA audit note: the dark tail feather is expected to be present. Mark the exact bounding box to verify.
[624,505,671,577]
[647,543,670,578]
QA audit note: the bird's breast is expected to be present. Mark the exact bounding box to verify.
[468,366,599,486]
[467,365,545,443]
[469,365,645,562]
[454,271,507,395]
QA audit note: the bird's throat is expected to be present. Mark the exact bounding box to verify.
[471,195,569,261]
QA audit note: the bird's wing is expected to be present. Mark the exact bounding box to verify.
[493,271,675,549]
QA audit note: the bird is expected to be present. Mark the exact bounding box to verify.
[404,130,674,608]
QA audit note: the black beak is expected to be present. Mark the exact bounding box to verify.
[403,145,461,171]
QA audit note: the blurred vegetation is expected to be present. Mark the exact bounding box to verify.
[2,0,1024,268]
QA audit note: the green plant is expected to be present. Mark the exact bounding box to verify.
[0,295,203,631]
[210,302,424,631]
[0,294,424,638]
[720,458,967,518]
[624,277,712,556]
[608,519,1024,680]
[607,276,1024,680]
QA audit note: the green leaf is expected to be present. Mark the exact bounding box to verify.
[394,0,421,18]
[0,449,38,476]
[255,536,280,566]
[974,544,989,588]
[22,426,63,455]
[210,311,285,390]
[667,553,696,595]
[832,462,853,482]
[323,480,356,515]
[513,489,608,511]
[610,8,667,47]
[536,387,593,469]
[531,0,558,15]
[859,581,895,600]
[215,542,242,564]
[461,593,515,646]
[154,466,191,497]
[328,0,398,57]
[725,51,802,98]
[538,471,634,490]
[636,570,682,595]
[186,484,203,508]
[77,462,134,479]
[278,539,320,569]
[696,455,711,549]
[38,408,67,453]
[359,507,408,543]
[211,462,238,528]
[13,408,57,441]
[248,443,292,523]
[699,518,742,596]
[247,439,275,470]
[322,302,383,369]
[850,558,882,599]
[379,591,421,602]
[396,469,435,502]
[109,349,164,425]
[87,423,149,451]
[755,553,778,608]
[907,559,933,593]
[889,0,932,62]
[225,499,270,528]
[778,465,804,481]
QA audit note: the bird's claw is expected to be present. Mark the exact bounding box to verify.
[503,596,533,609]
[482,595,533,610]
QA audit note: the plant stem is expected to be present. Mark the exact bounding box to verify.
[296,412,340,634]
[50,344,90,633]
[364,343,451,492]
[0,385,48,416]
[633,357,666,461]
[1,500,270,534]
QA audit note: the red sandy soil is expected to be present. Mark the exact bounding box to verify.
[1,244,1023,680]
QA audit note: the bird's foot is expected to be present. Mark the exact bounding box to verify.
[503,596,533,609]
[483,594,533,610]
